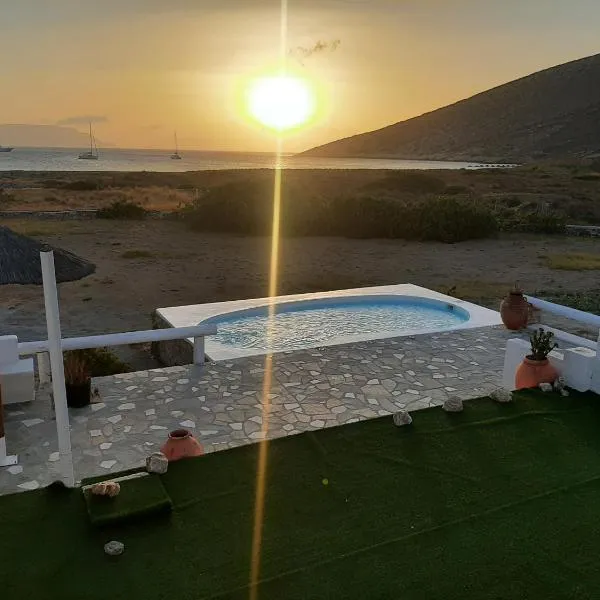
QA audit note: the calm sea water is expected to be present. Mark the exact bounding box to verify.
[0,147,496,172]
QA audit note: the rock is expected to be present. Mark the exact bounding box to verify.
[104,541,124,556]
[560,389,570,397]
[91,481,120,497]
[146,452,168,474]
[490,389,513,403]
[392,411,412,426]
[538,382,553,393]
[443,397,463,413]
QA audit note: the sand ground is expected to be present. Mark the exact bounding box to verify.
[2,218,599,368]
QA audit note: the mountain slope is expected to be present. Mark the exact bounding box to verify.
[302,53,600,162]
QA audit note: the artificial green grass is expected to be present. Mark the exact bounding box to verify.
[2,390,600,599]
[83,474,173,527]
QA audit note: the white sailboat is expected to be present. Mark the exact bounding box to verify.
[78,123,99,160]
[171,131,182,160]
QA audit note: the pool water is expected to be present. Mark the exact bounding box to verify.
[211,299,468,352]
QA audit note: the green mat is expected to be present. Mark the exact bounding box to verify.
[2,390,600,599]
[83,473,173,527]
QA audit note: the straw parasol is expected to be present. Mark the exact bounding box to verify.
[0,226,95,285]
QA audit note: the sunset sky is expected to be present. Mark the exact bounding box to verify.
[1,0,600,152]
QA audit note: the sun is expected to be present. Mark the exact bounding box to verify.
[247,75,316,131]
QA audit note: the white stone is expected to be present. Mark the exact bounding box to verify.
[443,397,463,413]
[48,452,60,462]
[18,481,40,491]
[345,393,356,399]
[100,460,117,469]
[538,382,553,393]
[107,415,122,424]
[125,386,138,391]
[367,398,379,405]
[331,406,347,414]
[180,420,196,428]
[152,377,168,382]
[99,443,112,450]
[230,423,243,430]
[249,416,263,424]
[118,403,136,411]
[104,541,125,556]
[249,431,267,440]
[150,425,167,430]
[89,429,102,437]
[283,424,295,432]
[145,408,156,416]
[22,418,44,427]
[393,411,412,426]
[176,379,190,385]
[7,465,23,475]
[91,403,106,412]
[146,453,168,474]
[311,420,325,428]
[170,410,184,417]
[123,426,132,433]
[406,389,419,395]
[490,389,513,403]
[199,430,218,436]
[284,403,300,410]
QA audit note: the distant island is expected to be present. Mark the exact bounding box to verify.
[301,53,600,163]
[0,124,114,148]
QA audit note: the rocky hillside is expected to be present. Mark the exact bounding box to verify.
[301,53,600,163]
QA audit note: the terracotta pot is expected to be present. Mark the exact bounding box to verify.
[515,357,558,390]
[66,380,91,408]
[500,290,529,330]
[160,429,204,462]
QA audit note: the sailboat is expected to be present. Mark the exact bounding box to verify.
[78,123,99,160]
[0,146,13,153]
[171,131,182,160]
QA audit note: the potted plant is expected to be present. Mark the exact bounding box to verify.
[500,285,529,330]
[64,351,92,408]
[515,328,559,390]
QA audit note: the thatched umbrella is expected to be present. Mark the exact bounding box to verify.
[0,226,95,284]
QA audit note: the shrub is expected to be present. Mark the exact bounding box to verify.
[61,179,99,191]
[64,348,131,377]
[97,200,147,220]
[183,179,497,243]
[362,171,446,195]
[444,185,471,195]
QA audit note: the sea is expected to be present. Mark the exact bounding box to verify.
[0,147,504,173]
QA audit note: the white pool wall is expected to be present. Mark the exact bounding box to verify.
[157,284,502,362]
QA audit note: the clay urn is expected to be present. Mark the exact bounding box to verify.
[515,358,558,390]
[160,429,204,462]
[500,287,529,330]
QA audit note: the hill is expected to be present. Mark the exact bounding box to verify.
[0,124,113,148]
[301,53,600,163]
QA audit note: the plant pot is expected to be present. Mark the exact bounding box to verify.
[66,380,91,408]
[515,357,558,390]
[160,429,204,462]
[500,290,529,330]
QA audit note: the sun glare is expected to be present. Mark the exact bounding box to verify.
[247,75,315,131]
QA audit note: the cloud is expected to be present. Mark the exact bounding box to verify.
[56,115,109,126]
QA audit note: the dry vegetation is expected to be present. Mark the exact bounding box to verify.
[546,253,600,271]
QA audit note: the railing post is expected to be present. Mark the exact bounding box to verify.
[40,248,75,488]
[193,337,205,365]
[37,352,51,384]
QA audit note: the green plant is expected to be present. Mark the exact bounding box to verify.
[63,352,90,384]
[66,348,131,377]
[97,200,147,220]
[528,328,557,361]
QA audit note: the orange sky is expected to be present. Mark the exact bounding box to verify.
[1,0,600,152]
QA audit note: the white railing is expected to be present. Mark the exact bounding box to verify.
[525,295,600,353]
[19,324,217,384]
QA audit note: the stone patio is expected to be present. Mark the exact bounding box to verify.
[1,326,520,495]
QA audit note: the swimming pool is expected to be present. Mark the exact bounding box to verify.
[156,285,503,362]
[209,297,468,353]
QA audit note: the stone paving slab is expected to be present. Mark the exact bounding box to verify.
[0,326,520,495]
